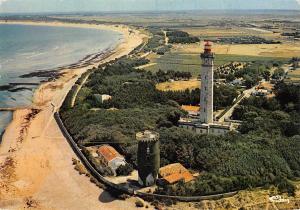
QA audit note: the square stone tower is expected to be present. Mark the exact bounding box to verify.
[200,41,215,124]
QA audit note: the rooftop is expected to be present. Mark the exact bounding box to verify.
[164,171,195,184]
[136,130,159,142]
[159,163,195,184]
[181,105,200,112]
[97,145,123,162]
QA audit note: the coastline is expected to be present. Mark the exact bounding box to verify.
[0,20,130,35]
[0,20,146,209]
[0,20,126,138]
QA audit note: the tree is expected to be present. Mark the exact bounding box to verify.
[262,70,271,81]
[116,163,134,176]
[244,75,257,88]
[226,73,235,82]
[272,68,285,80]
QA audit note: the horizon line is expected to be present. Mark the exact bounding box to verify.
[1,9,300,15]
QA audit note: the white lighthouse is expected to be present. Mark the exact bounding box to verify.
[178,41,233,135]
[200,41,214,124]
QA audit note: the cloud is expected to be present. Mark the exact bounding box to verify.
[296,0,300,5]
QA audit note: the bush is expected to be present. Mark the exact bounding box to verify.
[276,178,296,196]
[135,199,144,208]
[116,163,134,176]
[166,30,200,44]
[61,84,80,110]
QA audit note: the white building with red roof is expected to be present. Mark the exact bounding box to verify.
[97,145,126,175]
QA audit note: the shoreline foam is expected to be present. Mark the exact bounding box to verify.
[0,20,146,209]
[0,21,124,137]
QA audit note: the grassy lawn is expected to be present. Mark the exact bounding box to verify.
[145,52,288,77]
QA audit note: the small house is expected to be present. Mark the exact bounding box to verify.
[94,94,112,104]
[97,145,126,175]
[252,89,269,97]
[159,163,195,185]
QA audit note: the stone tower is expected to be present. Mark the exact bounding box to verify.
[200,41,215,124]
[136,130,160,187]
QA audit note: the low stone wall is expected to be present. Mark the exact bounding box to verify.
[137,191,238,202]
[54,112,134,195]
[54,111,239,202]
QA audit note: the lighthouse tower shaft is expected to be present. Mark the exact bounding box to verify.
[200,42,215,124]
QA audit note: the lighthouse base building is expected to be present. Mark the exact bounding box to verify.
[179,120,233,135]
[179,41,233,135]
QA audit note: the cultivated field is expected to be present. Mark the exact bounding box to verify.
[156,79,200,91]
[174,42,300,58]
[144,51,288,77]
[179,27,276,38]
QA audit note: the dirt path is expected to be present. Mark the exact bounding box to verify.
[163,30,169,45]
[135,62,157,69]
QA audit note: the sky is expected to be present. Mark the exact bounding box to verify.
[0,0,300,13]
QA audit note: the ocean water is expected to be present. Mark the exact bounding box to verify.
[0,23,122,134]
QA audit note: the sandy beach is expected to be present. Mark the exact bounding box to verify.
[0,21,149,210]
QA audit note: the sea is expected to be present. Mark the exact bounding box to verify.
[0,23,122,136]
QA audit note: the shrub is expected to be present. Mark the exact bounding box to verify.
[116,163,134,176]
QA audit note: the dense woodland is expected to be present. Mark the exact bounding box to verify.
[164,84,239,110]
[217,36,281,44]
[166,30,200,44]
[233,83,300,136]
[218,60,286,88]
[156,82,300,196]
[61,56,300,196]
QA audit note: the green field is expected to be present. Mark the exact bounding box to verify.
[144,52,289,77]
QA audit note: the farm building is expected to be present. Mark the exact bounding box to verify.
[94,94,112,103]
[159,163,195,185]
[252,89,269,97]
[97,145,126,175]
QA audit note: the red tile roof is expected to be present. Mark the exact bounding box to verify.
[159,163,195,184]
[164,171,195,184]
[181,105,200,112]
[97,145,123,162]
